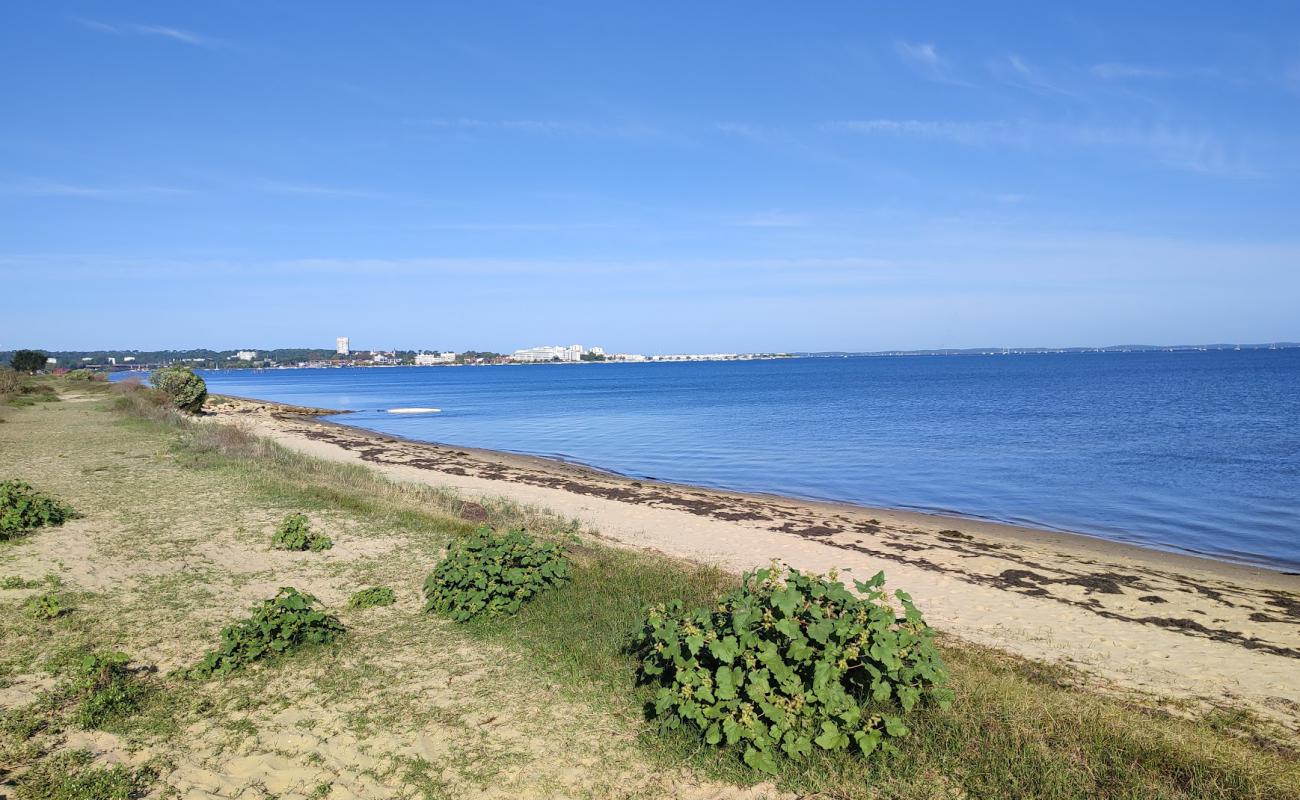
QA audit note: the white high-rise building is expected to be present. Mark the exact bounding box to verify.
[236,350,258,361]
[336,337,350,356]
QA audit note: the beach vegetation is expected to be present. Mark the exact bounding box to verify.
[2,574,44,589]
[12,749,154,800]
[0,366,21,396]
[25,592,66,619]
[70,651,150,729]
[632,563,951,773]
[1,479,76,539]
[8,349,47,374]
[191,587,346,678]
[423,527,569,621]
[271,512,333,551]
[150,366,207,413]
[348,586,396,608]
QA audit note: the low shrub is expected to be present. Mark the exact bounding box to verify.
[271,513,333,552]
[26,592,65,620]
[0,366,20,396]
[1,479,76,540]
[632,564,953,774]
[2,575,43,589]
[348,586,396,609]
[63,369,104,383]
[192,587,345,678]
[423,527,569,622]
[14,749,154,800]
[150,366,207,413]
[71,652,149,729]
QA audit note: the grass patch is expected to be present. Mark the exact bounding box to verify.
[12,750,154,800]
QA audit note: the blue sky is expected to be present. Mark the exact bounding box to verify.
[3,3,1298,353]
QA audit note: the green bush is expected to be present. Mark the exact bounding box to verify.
[1,479,75,540]
[26,592,65,619]
[423,527,569,622]
[632,564,952,774]
[71,652,148,729]
[8,349,47,375]
[192,587,345,678]
[271,512,333,552]
[150,366,207,413]
[348,586,396,609]
[64,369,103,383]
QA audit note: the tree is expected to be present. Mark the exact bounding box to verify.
[151,367,208,413]
[9,350,47,374]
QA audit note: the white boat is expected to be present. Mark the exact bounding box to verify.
[387,407,441,414]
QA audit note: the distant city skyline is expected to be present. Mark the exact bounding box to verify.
[4,3,1298,351]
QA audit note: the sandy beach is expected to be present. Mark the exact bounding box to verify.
[207,395,1300,735]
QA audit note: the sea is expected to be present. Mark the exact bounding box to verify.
[168,350,1300,572]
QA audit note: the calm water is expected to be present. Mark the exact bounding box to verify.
[184,352,1299,571]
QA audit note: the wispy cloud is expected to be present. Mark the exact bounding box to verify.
[73,17,220,48]
[822,119,1026,146]
[1090,63,1222,80]
[407,117,675,144]
[248,181,381,199]
[990,54,1077,97]
[894,41,969,86]
[0,181,191,199]
[728,212,811,228]
[823,118,1255,177]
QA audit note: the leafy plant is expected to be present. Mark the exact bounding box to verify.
[348,586,396,609]
[423,527,569,622]
[632,563,952,774]
[271,512,333,552]
[150,366,207,413]
[192,587,346,678]
[70,651,149,729]
[2,575,42,589]
[26,592,65,620]
[1,479,75,540]
[14,749,154,800]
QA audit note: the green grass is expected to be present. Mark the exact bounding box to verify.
[461,545,1300,799]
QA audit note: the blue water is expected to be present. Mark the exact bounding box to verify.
[176,351,1299,571]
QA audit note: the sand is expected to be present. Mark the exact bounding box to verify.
[209,396,1300,734]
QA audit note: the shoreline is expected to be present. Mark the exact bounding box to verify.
[214,392,1294,578]
[206,393,1300,731]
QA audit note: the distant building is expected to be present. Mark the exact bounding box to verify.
[414,351,457,365]
[123,356,136,363]
[46,357,57,365]
[236,350,257,361]
[336,337,350,356]
[512,345,565,362]
[588,346,605,356]
[610,353,646,362]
